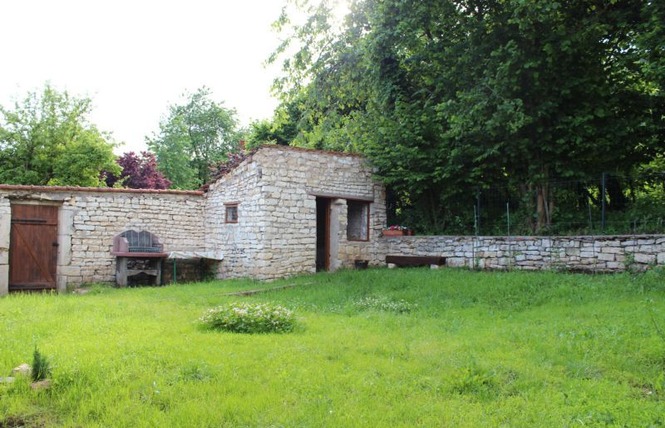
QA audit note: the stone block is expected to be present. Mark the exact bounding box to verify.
[565,248,581,256]
[0,264,8,296]
[447,257,465,267]
[634,253,656,265]
[59,266,85,277]
[600,246,623,254]
[658,253,665,265]
[597,253,615,262]
[0,214,10,250]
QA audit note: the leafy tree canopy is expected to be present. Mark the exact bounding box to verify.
[0,84,120,187]
[271,0,665,232]
[147,87,241,189]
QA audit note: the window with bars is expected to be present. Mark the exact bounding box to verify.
[225,203,239,223]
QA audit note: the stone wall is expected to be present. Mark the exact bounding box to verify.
[204,154,267,279]
[0,146,388,293]
[205,145,387,279]
[0,186,205,294]
[381,235,665,272]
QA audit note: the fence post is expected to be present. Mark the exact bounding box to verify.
[473,204,478,269]
[601,172,607,233]
[476,192,481,235]
[587,196,594,233]
[507,202,513,270]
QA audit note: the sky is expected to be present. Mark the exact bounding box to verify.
[0,0,291,153]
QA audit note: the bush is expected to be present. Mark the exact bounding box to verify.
[199,302,296,334]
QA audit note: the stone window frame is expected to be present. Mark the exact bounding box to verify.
[346,199,370,241]
[225,202,239,224]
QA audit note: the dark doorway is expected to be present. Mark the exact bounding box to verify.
[9,204,59,291]
[316,198,331,271]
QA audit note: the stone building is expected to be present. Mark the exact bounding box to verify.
[204,146,386,280]
[0,145,387,295]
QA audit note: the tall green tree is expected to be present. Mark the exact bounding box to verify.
[0,84,120,187]
[147,87,240,189]
[272,0,665,232]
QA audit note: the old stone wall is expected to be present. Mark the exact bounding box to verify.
[205,146,387,279]
[204,155,267,279]
[381,235,665,272]
[0,186,205,294]
[255,147,387,275]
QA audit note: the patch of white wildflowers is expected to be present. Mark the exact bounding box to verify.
[200,302,296,333]
[353,296,416,314]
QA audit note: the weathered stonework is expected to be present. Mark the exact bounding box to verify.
[0,186,205,294]
[381,235,665,272]
[1,146,662,296]
[205,146,387,280]
[0,146,388,294]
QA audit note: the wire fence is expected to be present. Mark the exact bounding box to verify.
[415,171,665,236]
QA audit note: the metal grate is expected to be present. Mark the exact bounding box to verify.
[116,230,163,253]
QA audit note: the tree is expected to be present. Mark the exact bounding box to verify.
[106,151,171,189]
[271,0,665,233]
[246,102,301,149]
[0,84,120,187]
[147,87,240,189]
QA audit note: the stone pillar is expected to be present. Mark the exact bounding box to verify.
[0,199,10,296]
[329,199,344,271]
[56,206,75,293]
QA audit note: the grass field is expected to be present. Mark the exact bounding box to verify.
[1,268,664,427]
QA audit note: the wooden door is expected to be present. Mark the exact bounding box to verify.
[9,204,59,291]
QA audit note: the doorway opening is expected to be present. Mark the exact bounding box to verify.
[316,197,331,271]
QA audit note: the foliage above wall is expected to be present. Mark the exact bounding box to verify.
[147,87,243,190]
[268,0,665,234]
[202,149,257,191]
[105,151,171,190]
[0,84,120,187]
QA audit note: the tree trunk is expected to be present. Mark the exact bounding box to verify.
[605,175,627,211]
[535,172,553,231]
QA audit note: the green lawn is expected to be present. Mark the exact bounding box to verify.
[1,268,664,427]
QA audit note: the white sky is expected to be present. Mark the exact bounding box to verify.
[0,0,291,153]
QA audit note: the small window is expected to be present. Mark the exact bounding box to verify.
[347,200,370,241]
[225,203,238,223]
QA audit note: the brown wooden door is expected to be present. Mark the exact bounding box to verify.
[9,204,59,291]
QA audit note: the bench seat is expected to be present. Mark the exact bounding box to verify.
[385,255,446,267]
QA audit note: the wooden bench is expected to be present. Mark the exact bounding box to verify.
[385,255,446,268]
